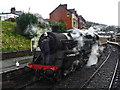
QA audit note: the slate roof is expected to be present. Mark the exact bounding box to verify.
[50,4,78,16]
[50,4,86,23]
[68,9,78,17]
[78,15,86,23]
[0,11,22,15]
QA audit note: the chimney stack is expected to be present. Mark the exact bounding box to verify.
[11,7,16,14]
[62,4,67,9]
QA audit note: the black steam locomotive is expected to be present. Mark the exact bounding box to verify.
[28,31,99,81]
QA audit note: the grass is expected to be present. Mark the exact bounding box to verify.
[2,21,31,52]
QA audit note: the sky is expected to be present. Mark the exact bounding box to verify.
[0,0,119,26]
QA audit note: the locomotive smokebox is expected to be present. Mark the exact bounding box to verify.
[38,32,68,53]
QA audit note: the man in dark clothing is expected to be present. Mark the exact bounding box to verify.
[41,37,50,65]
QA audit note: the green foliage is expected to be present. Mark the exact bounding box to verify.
[49,21,67,33]
[2,21,31,52]
[2,21,16,31]
[16,13,38,34]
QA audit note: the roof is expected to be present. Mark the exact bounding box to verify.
[78,15,86,23]
[0,13,18,16]
[16,11,23,15]
[50,4,64,15]
[0,12,11,15]
[68,9,78,17]
[50,4,78,17]
[0,11,22,16]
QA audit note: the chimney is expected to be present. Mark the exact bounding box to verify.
[62,4,67,9]
[11,7,16,14]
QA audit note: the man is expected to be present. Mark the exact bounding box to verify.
[40,36,50,65]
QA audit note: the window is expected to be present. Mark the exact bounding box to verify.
[73,18,76,26]
[67,12,69,17]
[74,22,75,25]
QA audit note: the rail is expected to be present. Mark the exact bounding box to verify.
[108,58,119,90]
[80,50,112,88]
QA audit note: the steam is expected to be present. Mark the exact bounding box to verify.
[67,27,97,52]
[86,43,105,67]
[24,24,41,48]
[31,30,43,48]
[24,24,38,38]
[67,27,105,67]
[31,27,51,48]
[86,43,99,67]
[73,35,84,51]
[99,46,105,53]
[68,28,85,51]
[85,27,96,37]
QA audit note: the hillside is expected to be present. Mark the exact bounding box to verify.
[2,21,31,52]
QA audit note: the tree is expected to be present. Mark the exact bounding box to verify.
[49,21,67,33]
[16,13,38,38]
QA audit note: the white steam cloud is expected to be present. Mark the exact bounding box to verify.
[86,43,105,67]
[68,27,104,67]
[67,28,85,51]
[86,43,99,67]
[31,25,51,48]
[24,24,38,37]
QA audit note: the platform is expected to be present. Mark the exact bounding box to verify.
[0,56,33,74]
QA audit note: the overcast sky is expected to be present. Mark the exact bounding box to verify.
[0,0,119,26]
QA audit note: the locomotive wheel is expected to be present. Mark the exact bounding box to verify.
[33,69,42,81]
[33,70,38,81]
[54,70,62,82]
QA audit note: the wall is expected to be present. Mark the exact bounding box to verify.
[72,13,78,28]
[50,6,72,29]
[78,18,86,29]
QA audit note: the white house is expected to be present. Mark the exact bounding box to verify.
[0,13,18,21]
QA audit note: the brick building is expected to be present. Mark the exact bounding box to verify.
[49,4,86,29]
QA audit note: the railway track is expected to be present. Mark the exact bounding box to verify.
[80,44,120,89]
[108,58,119,90]
[16,70,43,89]
[108,44,120,89]
[80,48,112,88]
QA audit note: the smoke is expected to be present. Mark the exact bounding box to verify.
[31,27,50,48]
[99,46,105,53]
[67,27,97,51]
[86,43,105,67]
[73,35,84,52]
[31,29,45,48]
[68,27,105,67]
[68,28,85,51]
[85,27,96,37]
[25,23,52,49]
[86,43,99,67]
[23,24,41,48]
[24,24,38,38]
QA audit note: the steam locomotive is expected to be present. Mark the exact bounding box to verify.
[28,31,99,81]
